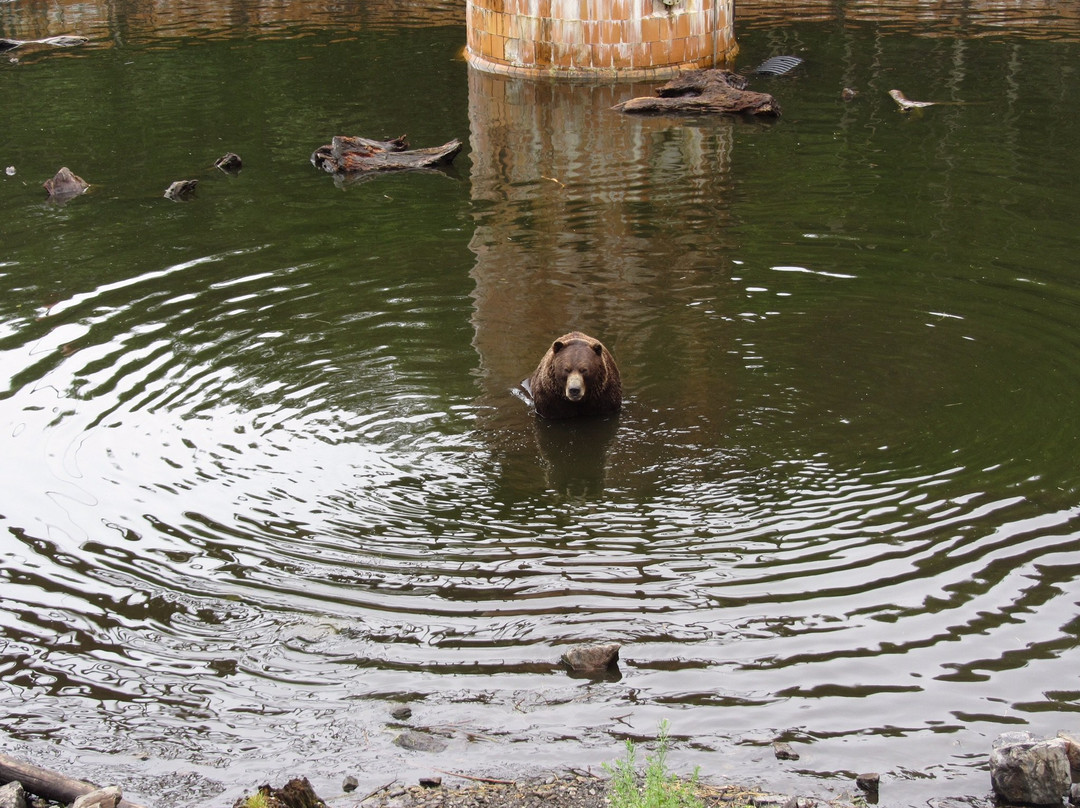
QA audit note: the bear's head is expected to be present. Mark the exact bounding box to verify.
[550,336,606,403]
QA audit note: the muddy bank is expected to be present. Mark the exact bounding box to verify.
[238,770,862,808]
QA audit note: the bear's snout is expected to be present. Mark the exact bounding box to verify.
[565,371,586,401]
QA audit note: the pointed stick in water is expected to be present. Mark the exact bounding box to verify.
[889,89,938,111]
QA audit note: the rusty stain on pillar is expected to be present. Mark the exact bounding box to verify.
[465,0,737,78]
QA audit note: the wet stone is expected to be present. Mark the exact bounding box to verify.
[394,730,449,753]
[163,180,198,200]
[560,642,620,673]
[72,786,122,808]
[773,742,800,760]
[855,773,881,799]
[1059,731,1080,778]
[43,166,88,199]
[215,152,242,173]
[0,781,27,808]
[991,735,1071,805]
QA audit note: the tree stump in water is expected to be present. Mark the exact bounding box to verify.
[613,70,780,117]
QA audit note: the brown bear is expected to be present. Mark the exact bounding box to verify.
[528,331,622,419]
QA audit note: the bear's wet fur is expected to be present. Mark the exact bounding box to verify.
[528,331,622,419]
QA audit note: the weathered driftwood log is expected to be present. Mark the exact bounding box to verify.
[613,70,780,117]
[0,35,88,51]
[310,135,462,174]
[0,752,147,808]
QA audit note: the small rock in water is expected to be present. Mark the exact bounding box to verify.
[164,179,198,200]
[560,642,620,674]
[5,166,14,176]
[990,734,1071,805]
[393,730,449,753]
[72,786,122,808]
[855,772,879,799]
[343,775,358,792]
[773,741,800,760]
[390,705,413,721]
[215,152,242,173]
[43,166,89,199]
[418,777,442,788]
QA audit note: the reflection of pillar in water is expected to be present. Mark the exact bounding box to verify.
[467,67,738,413]
[465,0,737,78]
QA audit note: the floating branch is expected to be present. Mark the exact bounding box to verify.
[613,70,780,117]
[310,135,462,174]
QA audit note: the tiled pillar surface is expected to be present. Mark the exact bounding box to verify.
[465,0,737,78]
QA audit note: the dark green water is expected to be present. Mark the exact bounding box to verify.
[2,6,1079,806]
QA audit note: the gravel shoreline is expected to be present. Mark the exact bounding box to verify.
[350,770,851,808]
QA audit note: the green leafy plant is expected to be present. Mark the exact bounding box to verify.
[604,720,705,808]
[242,791,271,808]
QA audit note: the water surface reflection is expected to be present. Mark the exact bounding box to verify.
[1,3,1079,807]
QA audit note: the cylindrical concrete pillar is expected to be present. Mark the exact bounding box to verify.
[465,0,737,79]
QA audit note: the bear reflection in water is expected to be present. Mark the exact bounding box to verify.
[530,414,621,497]
[521,331,622,496]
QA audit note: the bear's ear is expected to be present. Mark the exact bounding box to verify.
[552,340,566,353]
[592,343,603,356]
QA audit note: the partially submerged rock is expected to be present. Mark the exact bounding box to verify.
[214,152,243,173]
[311,134,462,174]
[393,730,449,753]
[613,70,780,117]
[990,732,1074,806]
[560,642,620,674]
[163,179,198,200]
[43,166,88,199]
[855,772,879,800]
[773,741,800,761]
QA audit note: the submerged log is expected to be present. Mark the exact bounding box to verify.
[0,752,146,808]
[311,134,461,174]
[0,35,88,52]
[889,89,937,111]
[613,69,780,117]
